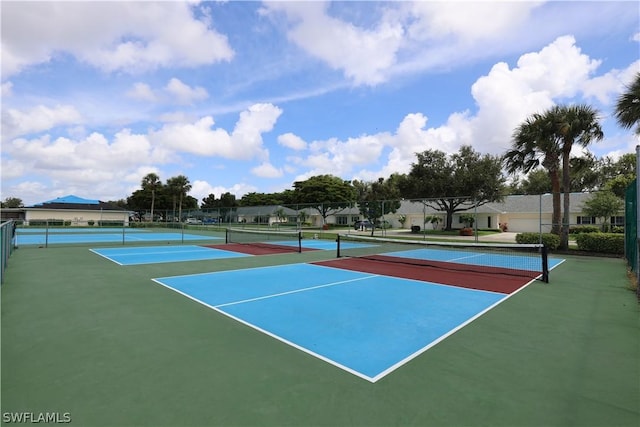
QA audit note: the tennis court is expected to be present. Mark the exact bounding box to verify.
[152,241,564,382]
[91,245,250,265]
[89,236,373,265]
[15,227,221,245]
[155,264,508,381]
[2,231,638,427]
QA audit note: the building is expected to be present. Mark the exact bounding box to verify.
[2,195,129,226]
[323,193,623,233]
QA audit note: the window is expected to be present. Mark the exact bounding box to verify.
[577,216,596,225]
[610,216,624,226]
[336,216,349,225]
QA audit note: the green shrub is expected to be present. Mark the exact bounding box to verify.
[98,220,124,227]
[575,233,624,254]
[570,225,600,234]
[29,219,64,226]
[515,232,560,250]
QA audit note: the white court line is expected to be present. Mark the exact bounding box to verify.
[150,274,380,383]
[98,248,214,257]
[214,274,378,308]
[89,248,125,266]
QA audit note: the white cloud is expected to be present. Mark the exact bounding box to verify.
[165,78,209,105]
[1,82,13,97]
[0,154,26,180]
[0,181,48,204]
[150,103,282,160]
[126,82,158,102]
[406,1,538,43]
[251,162,283,178]
[1,2,234,78]
[290,35,617,183]
[581,60,640,105]
[190,180,258,203]
[2,105,82,140]
[278,132,307,150]
[462,35,603,156]
[126,78,209,105]
[1,128,176,205]
[265,2,404,85]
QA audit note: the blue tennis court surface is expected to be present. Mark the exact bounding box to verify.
[385,248,565,271]
[16,231,221,245]
[91,245,249,265]
[16,227,148,233]
[153,263,509,382]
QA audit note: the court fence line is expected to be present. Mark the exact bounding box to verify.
[1,220,17,284]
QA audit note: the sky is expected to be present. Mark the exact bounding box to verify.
[1,1,639,207]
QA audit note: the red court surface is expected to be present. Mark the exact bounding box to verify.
[314,255,541,294]
[203,243,318,256]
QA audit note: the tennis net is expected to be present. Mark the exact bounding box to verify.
[225,228,303,253]
[336,234,549,283]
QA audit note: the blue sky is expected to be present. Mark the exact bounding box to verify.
[1,1,639,206]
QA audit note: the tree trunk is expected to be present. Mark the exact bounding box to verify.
[150,190,155,222]
[549,169,561,235]
[560,150,571,250]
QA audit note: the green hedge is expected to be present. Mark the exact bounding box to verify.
[575,233,624,254]
[570,225,600,234]
[515,232,560,250]
[28,219,64,226]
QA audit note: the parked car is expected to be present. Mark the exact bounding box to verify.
[354,220,374,230]
[185,218,202,225]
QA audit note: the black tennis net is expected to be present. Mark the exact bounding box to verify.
[336,234,549,282]
[225,228,303,253]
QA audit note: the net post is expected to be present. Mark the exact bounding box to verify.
[225,228,229,244]
[336,234,342,258]
[541,244,549,283]
[297,231,302,253]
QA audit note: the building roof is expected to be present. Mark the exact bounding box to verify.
[28,195,126,211]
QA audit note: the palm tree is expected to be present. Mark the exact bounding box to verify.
[504,112,562,235]
[546,105,603,250]
[141,173,160,222]
[166,175,192,222]
[614,72,640,135]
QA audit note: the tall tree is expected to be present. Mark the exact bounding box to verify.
[352,176,402,235]
[547,104,603,250]
[582,191,624,232]
[505,112,562,234]
[293,175,356,224]
[614,72,640,135]
[568,153,600,192]
[202,192,238,223]
[166,175,192,221]
[1,197,24,208]
[401,146,505,230]
[514,169,552,195]
[141,173,161,221]
[600,153,636,198]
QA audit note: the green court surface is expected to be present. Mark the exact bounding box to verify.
[1,243,638,427]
